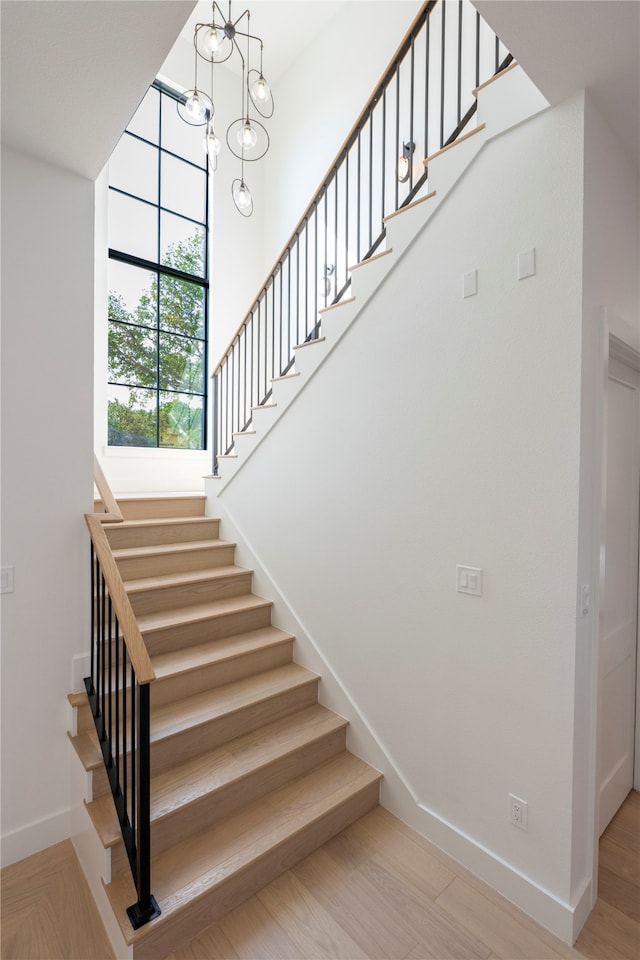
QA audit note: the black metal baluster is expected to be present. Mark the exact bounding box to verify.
[382,87,387,220]
[122,626,127,811]
[100,574,106,742]
[108,595,113,766]
[440,0,446,148]
[475,10,480,88]
[130,664,136,846]
[126,683,160,929]
[90,544,95,692]
[115,615,120,794]
[424,12,430,161]
[336,167,339,300]
[294,238,299,343]
[356,132,362,259]
[314,205,318,322]
[278,264,282,376]
[237,335,242,435]
[212,373,219,475]
[409,37,415,191]
[457,0,463,125]
[242,328,247,429]
[394,71,400,212]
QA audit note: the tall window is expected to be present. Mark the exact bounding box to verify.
[107,83,209,449]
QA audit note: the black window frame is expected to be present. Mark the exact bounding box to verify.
[107,80,210,450]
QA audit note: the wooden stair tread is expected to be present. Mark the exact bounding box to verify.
[124,565,250,594]
[68,729,101,771]
[349,247,393,271]
[86,704,347,844]
[293,336,326,349]
[383,189,436,223]
[150,663,318,743]
[318,297,356,315]
[136,593,272,635]
[423,122,486,165]
[111,516,219,530]
[151,626,294,681]
[107,752,381,943]
[111,539,233,561]
[68,691,87,710]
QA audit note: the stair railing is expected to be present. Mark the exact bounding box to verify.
[85,457,160,929]
[211,0,512,474]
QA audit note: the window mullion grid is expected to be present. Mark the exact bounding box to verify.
[107,84,209,451]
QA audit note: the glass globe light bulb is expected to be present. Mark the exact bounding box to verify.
[237,119,258,150]
[251,74,271,104]
[204,26,223,55]
[236,181,251,208]
[203,127,221,158]
[185,91,207,123]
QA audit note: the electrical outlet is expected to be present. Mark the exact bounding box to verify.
[509,793,528,830]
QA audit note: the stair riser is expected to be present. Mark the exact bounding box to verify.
[143,604,273,657]
[129,779,381,960]
[150,679,320,778]
[106,519,220,550]
[95,498,207,520]
[134,725,349,867]
[128,572,253,617]
[150,640,294,708]
[116,544,236,580]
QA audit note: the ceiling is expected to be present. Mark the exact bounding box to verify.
[1,1,638,181]
[0,0,196,180]
[475,0,640,171]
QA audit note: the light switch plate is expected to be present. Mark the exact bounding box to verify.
[1,566,14,594]
[463,269,478,298]
[456,565,483,596]
[517,248,536,280]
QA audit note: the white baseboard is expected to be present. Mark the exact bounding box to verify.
[72,652,91,691]
[1,807,70,868]
[400,800,581,944]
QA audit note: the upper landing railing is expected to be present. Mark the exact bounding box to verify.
[211,0,512,473]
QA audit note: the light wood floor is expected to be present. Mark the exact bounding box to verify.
[575,789,640,960]
[2,795,638,960]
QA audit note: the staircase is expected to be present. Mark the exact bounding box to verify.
[69,494,381,960]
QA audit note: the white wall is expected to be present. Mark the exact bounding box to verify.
[212,95,589,933]
[1,147,94,865]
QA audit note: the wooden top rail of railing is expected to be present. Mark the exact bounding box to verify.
[87,456,155,684]
[92,453,124,522]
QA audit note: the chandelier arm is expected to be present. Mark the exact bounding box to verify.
[231,8,251,29]
[231,28,264,45]
[210,1,226,25]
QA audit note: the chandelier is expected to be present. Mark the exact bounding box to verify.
[178,1,274,217]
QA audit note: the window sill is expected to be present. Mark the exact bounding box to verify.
[103,445,208,460]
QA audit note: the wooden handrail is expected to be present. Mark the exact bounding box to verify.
[92,454,123,523]
[85,513,155,684]
[211,0,435,375]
